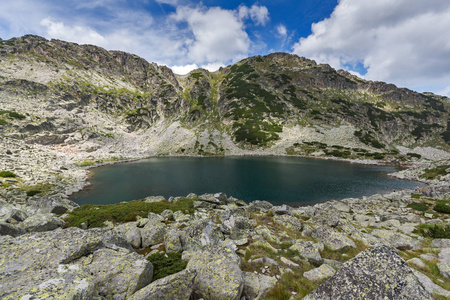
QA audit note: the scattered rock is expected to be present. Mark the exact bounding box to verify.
[273,214,303,231]
[303,246,432,300]
[370,229,421,250]
[289,240,323,266]
[311,227,356,252]
[242,272,277,300]
[303,264,336,282]
[431,238,450,248]
[407,257,426,269]
[19,213,63,232]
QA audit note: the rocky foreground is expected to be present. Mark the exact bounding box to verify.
[1,173,450,299]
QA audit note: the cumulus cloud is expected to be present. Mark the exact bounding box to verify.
[238,4,270,26]
[276,24,287,37]
[292,0,450,93]
[172,6,250,65]
[171,64,199,75]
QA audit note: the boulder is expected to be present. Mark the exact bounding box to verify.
[431,238,450,248]
[412,269,450,298]
[164,229,182,253]
[0,227,151,299]
[273,214,303,231]
[188,246,243,300]
[141,215,166,248]
[114,222,142,248]
[303,246,432,300]
[311,227,356,252]
[0,221,25,237]
[180,220,224,251]
[247,200,273,212]
[222,215,254,239]
[289,240,323,265]
[310,205,341,227]
[370,229,421,250]
[437,248,450,279]
[129,268,197,300]
[303,264,336,282]
[76,248,153,299]
[19,213,63,232]
[242,272,277,300]
[255,225,280,244]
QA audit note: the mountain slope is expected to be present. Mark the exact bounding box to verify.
[0,35,449,162]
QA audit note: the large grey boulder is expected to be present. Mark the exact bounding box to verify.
[303,264,336,282]
[188,246,243,300]
[0,227,152,299]
[114,221,142,248]
[222,215,254,239]
[431,238,450,248]
[141,213,166,248]
[370,229,421,250]
[164,229,182,253]
[129,268,197,300]
[310,205,341,227]
[242,272,277,300]
[19,213,63,232]
[181,220,224,251]
[437,248,450,279]
[0,221,25,237]
[273,214,303,231]
[303,246,432,300]
[311,227,356,251]
[76,248,153,299]
[289,240,323,265]
[412,269,450,298]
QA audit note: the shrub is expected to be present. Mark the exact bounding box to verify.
[407,202,429,212]
[407,153,422,159]
[434,201,450,214]
[147,252,187,281]
[65,198,195,228]
[417,224,450,238]
[26,190,41,197]
[0,170,17,178]
[421,165,449,180]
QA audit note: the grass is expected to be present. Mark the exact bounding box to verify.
[407,202,430,212]
[319,239,369,263]
[65,198,195,228]
[416,224,450,239]
[421,165,449,180]
[263,270,320,300]
[0,170,17,178]
[434,201,450,214]
[147,252,187,281]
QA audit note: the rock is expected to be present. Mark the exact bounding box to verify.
[19,213,63,232]
[242,272,277,300]
[431,238,450,248]
[8,207,28,222]
[251,239,279,253]
[114,222,142,248]
[0,227,149,299]
[310,205,341,227]
[370,229,421,250]
[141,216,166,248]
[332,202,350,213]
[255,225,280,244]
[289,240,323,266]
[129,268,197,300]
[187,246,243,300]
[0,221,25,237]
[247,200,273,212]
[252,256,279,267]
[303,264,336,282]
[407,257,426,268]
[311,227,356,252]
[420,253,437,261]
[275,204,290,215]
[303,246,432,300]
[181,220,224,251]
[198,192,228,205]
[76,248,153,299]
[380,219,401,229]
[222,215,254,239]
[144,195,166,203]
[273,214,303,231]
[424,213,434,219]
[173,211,191,223]
[412,269,450,298]
[281,257,299,268]
[161,209,174,220]
[437,248,450,279]
[164,229,182,253]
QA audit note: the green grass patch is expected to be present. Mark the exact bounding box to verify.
[416,224,450,239]
[411,194,422,199]
[0,118,7,125]
[0,170,17,178]
[0,110,26,120]
[263,267,319,300]
[65,198,195,228]
[421,165,449,180]
[434,201,450,214]
[147,252,187,281]
[320,239,369,262]
[407,202,429,212]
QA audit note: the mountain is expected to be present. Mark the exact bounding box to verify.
[0,34,449,163]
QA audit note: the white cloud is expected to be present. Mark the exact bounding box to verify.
[277,24,287,37]
[40,18,107,46]
[238,4,270,26]
[201,62,225,72]
[171,64,199,75]
[172,6,250,65]
[292,0,450,94]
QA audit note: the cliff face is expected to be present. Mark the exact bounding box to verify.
[0,35,449,160]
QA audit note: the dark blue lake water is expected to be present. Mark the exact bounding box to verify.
[70,156,424,206]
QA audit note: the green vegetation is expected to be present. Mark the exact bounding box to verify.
[0,110,26,120]
[354,131,384,149]
[407,202,429,212]
[421,164,449,180]
[407,153,422,159]
[0,118,7,125]
[417,224,450,239]
[65,198,195,228]
[0,170,17,178]
[20,182,53,197]
[434,200,450,214]
[147,252,187,281]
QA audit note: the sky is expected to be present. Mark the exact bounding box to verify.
[1,0,450,97]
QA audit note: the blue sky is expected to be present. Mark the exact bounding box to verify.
[1,0,450,96]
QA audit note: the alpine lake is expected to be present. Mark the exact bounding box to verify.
[70,156,425,206]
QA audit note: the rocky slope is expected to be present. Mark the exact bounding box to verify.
[1,35,450,299]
